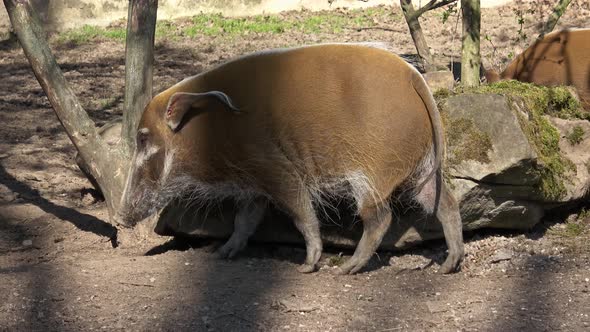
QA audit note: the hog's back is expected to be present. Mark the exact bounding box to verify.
[502,29,590,107]
[175,45,433,182]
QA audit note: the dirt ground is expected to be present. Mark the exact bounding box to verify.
[1,3,590,331]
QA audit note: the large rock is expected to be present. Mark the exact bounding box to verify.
[441,93,544,230]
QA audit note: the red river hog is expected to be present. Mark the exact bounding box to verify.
[486,29,590,109]
[114,44,464,274]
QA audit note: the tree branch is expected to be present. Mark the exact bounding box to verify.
[400,0,436,72]
[414,0,457,19]
[538,0,572,40]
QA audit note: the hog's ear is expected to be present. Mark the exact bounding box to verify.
[484,69,501,83]
[164,91,240,132]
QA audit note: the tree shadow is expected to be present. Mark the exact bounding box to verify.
[0,163,117,247]
[487,254,560,330]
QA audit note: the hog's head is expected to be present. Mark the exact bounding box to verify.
[114,90,240,227]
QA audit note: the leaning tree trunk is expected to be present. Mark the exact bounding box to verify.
[400,0,436,72]
[399,0,458,73]
[538,0,572,40]
[3,0,158,222]
[460,0,481,87]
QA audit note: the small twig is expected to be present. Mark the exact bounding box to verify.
[351,26,401,33]
[214,312,258,325]
[119,282,155,287]
[378,327,404,332]
[0,245,41,253]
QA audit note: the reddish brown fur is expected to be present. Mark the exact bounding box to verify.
[118,44,463,274]
[486,29,590,109]
[144,45,434,195]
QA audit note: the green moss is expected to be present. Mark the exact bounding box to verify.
[441,116,492,167]
[435,80,580,201]
[566,125,585,145]
[465,80,587,120]
[514,104,574,200]
[433,88,452,100]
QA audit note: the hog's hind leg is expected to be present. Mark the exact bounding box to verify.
[415,173,464,273]
[335,201,392,275]
[217,198,266,259]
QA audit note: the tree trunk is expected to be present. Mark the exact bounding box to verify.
[4,0,158,223]
[538,0,572,39]
[400,0,436,72]
[122,0,158,154]
[460,0,481,87]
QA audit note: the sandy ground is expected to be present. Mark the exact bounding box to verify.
[1,2,590,331]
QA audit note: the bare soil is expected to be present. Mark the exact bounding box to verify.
[1,3,590,331]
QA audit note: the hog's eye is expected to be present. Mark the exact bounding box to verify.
[137,128,150,149]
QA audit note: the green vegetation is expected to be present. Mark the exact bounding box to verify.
[473,81,579,200]
[327,254,345,267]
[56,6,397,44]
[184,13,288,36]
[442,116,492,167]
[566,125,585,145]
[57,25,126,45]
[550,209,590,238]
[435,80,583,201]
[469,80,587,120]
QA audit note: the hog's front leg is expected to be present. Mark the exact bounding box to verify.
[217,198,266,259]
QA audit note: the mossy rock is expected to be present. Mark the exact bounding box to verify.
[435,81,583,202]
[438,93,538,187]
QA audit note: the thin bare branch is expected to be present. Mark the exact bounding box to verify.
[414,0,457,19]
[538,0,573,39]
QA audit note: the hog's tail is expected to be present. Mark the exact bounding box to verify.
[410,71,444,197]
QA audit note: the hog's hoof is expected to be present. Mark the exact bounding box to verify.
[297,263,316,273]
[216,239,246,260]
[438,254,462,274]
[333,257,367,275]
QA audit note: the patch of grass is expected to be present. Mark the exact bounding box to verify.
[181,6,394,37]
[578,208,590,220]
[327,254,345,267]
[565,222,585,236]
[156,20,177,38]
[184,13,291,37]
[566,125,585,145]
[56,6,399,43]
[551,210,589,238]
[57,25,126,45]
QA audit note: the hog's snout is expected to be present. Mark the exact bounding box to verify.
[112,211,137,228]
